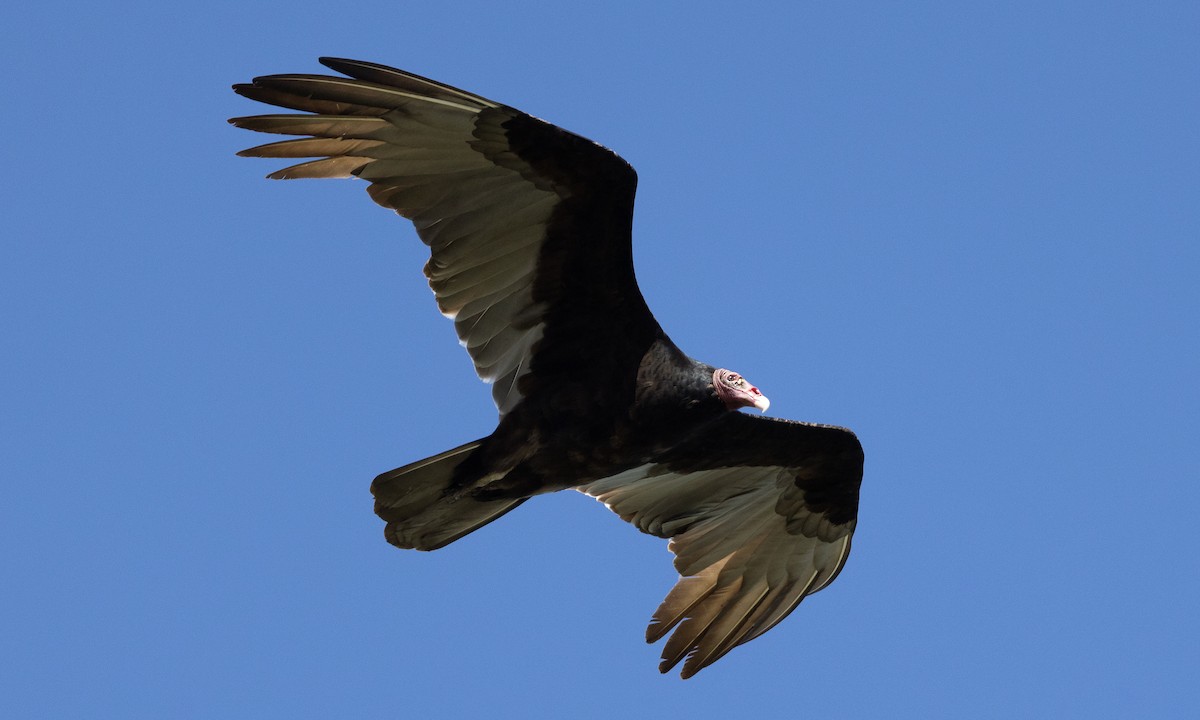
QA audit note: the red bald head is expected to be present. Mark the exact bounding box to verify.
[712,368,770,413]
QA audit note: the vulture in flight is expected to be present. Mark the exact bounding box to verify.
[231,58,863,679]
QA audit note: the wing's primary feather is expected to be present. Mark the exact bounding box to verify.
[579,413,862,678]
[231,58,656,416]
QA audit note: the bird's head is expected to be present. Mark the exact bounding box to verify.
[712,368,770,413]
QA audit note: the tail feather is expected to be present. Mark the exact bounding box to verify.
[371,439,526,551]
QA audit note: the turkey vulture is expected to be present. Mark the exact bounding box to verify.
[231,58,863,678]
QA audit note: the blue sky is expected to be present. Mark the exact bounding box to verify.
[3,1,1197,717]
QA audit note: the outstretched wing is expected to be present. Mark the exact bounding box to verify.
[579,413,863,678]
[231,58,659,415]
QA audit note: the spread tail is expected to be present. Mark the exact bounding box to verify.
[371,439,526,551]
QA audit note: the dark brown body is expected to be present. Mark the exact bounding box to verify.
[463,337,730,501]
